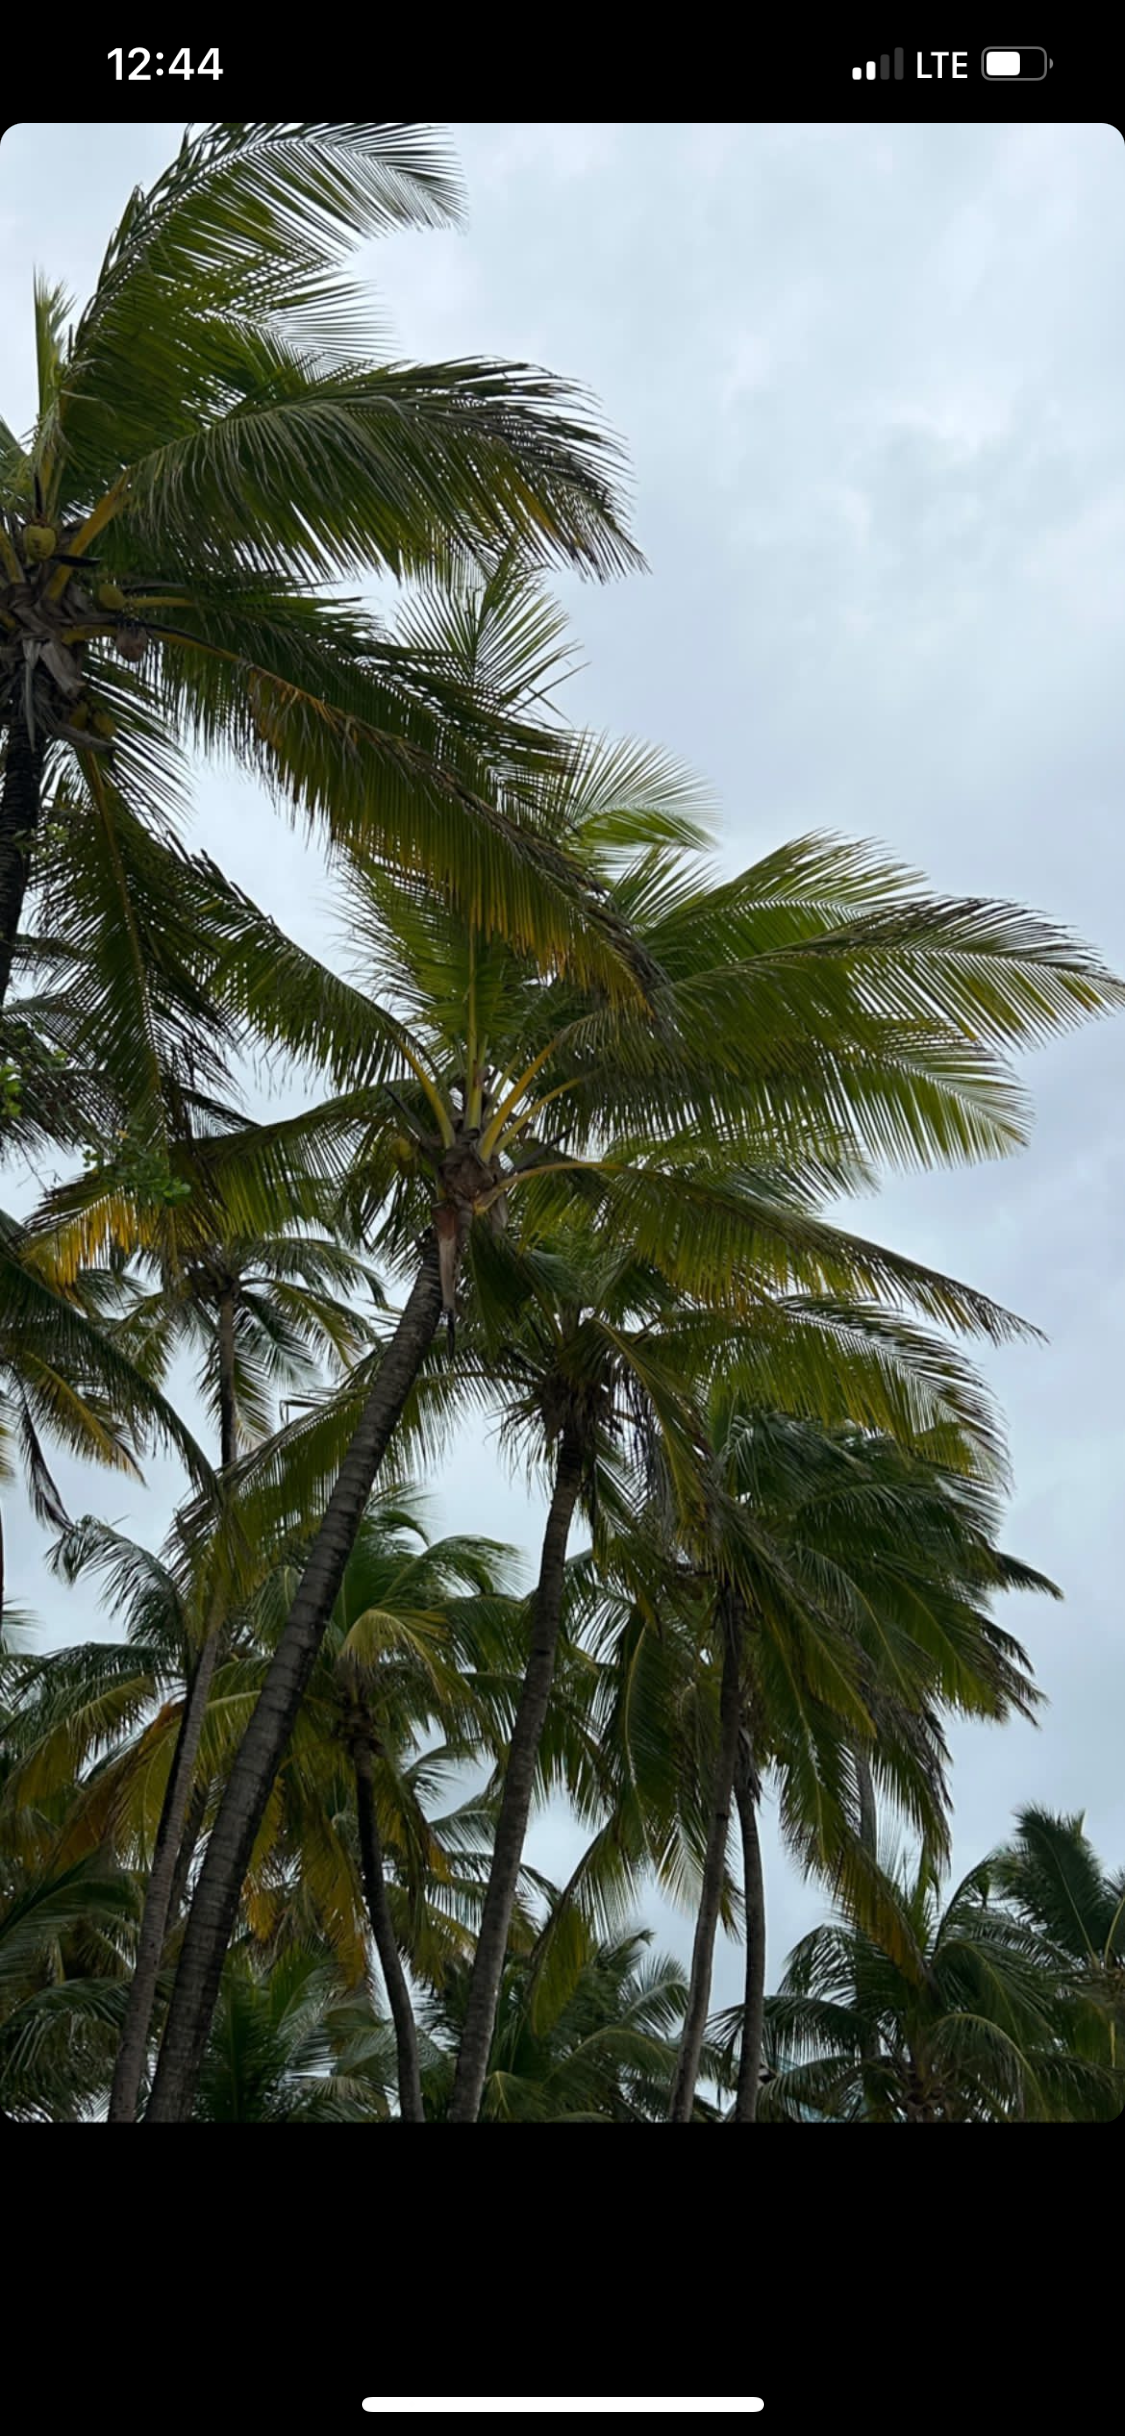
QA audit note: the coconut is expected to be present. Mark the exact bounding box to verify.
[95,581,126,613]
[91,708,116,740]
[115,626,148,663]
[22,522,57,564]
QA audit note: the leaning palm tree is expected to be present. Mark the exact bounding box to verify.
[147,559,1124,2120]
[1,121,652,1018]
[36,1123,384,2122]
[757,1843,1122,2122]
[4,1486,525,2120]
[14,796,400,2124]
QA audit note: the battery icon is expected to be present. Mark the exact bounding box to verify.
[982,46,1050,76]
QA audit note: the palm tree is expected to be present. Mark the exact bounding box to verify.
[757,1843,1122,2122]
[443,1226,723,2122]
[195,1937,393,2123]
[0,1207,211,1625]
[1,122,654,1018]
[425,1908,731,2121]
[682,1408,1058,2122]
[16,767,413,2124]
[525,1396,1056,2124]
[992,1803,1125,2073]
[0,1852,135,2122]
[435,1226,1021,2121]
[249,1501,521,2124]
[4,1485,525,2119]
[146,554,1124,2120]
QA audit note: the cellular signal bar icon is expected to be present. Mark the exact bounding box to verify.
[852,48,905,77]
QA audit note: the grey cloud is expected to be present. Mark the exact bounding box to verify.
[1,119,1121,2002]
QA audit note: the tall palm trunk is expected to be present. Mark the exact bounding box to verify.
[166,1774,209,1929]
[216,1284,238,1470]
[107,1624,224,2121]
[107,1320,241,2123]
[0,714,44,1011]
[145,1241,443,2121]
[732,1733,766,2122]
[668,1588,744,2122]
[851,1741,885,2094]
[448,1420,584,2124]
[353,1741,425,2124]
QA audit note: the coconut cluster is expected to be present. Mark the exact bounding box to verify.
[0,513,155,754]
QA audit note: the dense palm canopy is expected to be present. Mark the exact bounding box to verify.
[753,1840,1122,2122]
[0,120,1120,2125]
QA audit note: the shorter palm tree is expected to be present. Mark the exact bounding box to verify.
[424,1907,731,2121]
[0,1852,135,2122]
[242,1500,521,2123]
[195,1937,395,2123]
[992,1804,1125,2073]
[754,1843,1123,2122]
[0,1209,211,1623]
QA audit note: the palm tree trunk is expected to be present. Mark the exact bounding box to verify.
[853,1743,883,2092]
[0,714,44,1010]
[448,1420,584,2124]
[732,1734,766,2122]
[144,1241,444,2122]
[353,1743,425,2124]
[217,1286,238,1469]
[166,1773,209,1929]
[668,1589,744,2123]
[107,1289,242,2124]
[107,1624,223,2121]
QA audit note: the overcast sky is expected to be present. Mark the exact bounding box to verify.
[1,121,1122,2011]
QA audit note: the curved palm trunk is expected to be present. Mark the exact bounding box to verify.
[0,714,44,1011]
[107,1325,241,2125]
[732,1736,766,2122]
[107,1625,223,2121]
[668,1590,744,2123]
[145,1242,443,2122]
[448,1421,584,2124]
[354,1743,425,2124]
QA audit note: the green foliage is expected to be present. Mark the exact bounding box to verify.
[745,1838,1124,2123]
[0,123,1120,2124]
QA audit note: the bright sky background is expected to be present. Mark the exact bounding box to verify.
[1,121,1122,2019]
